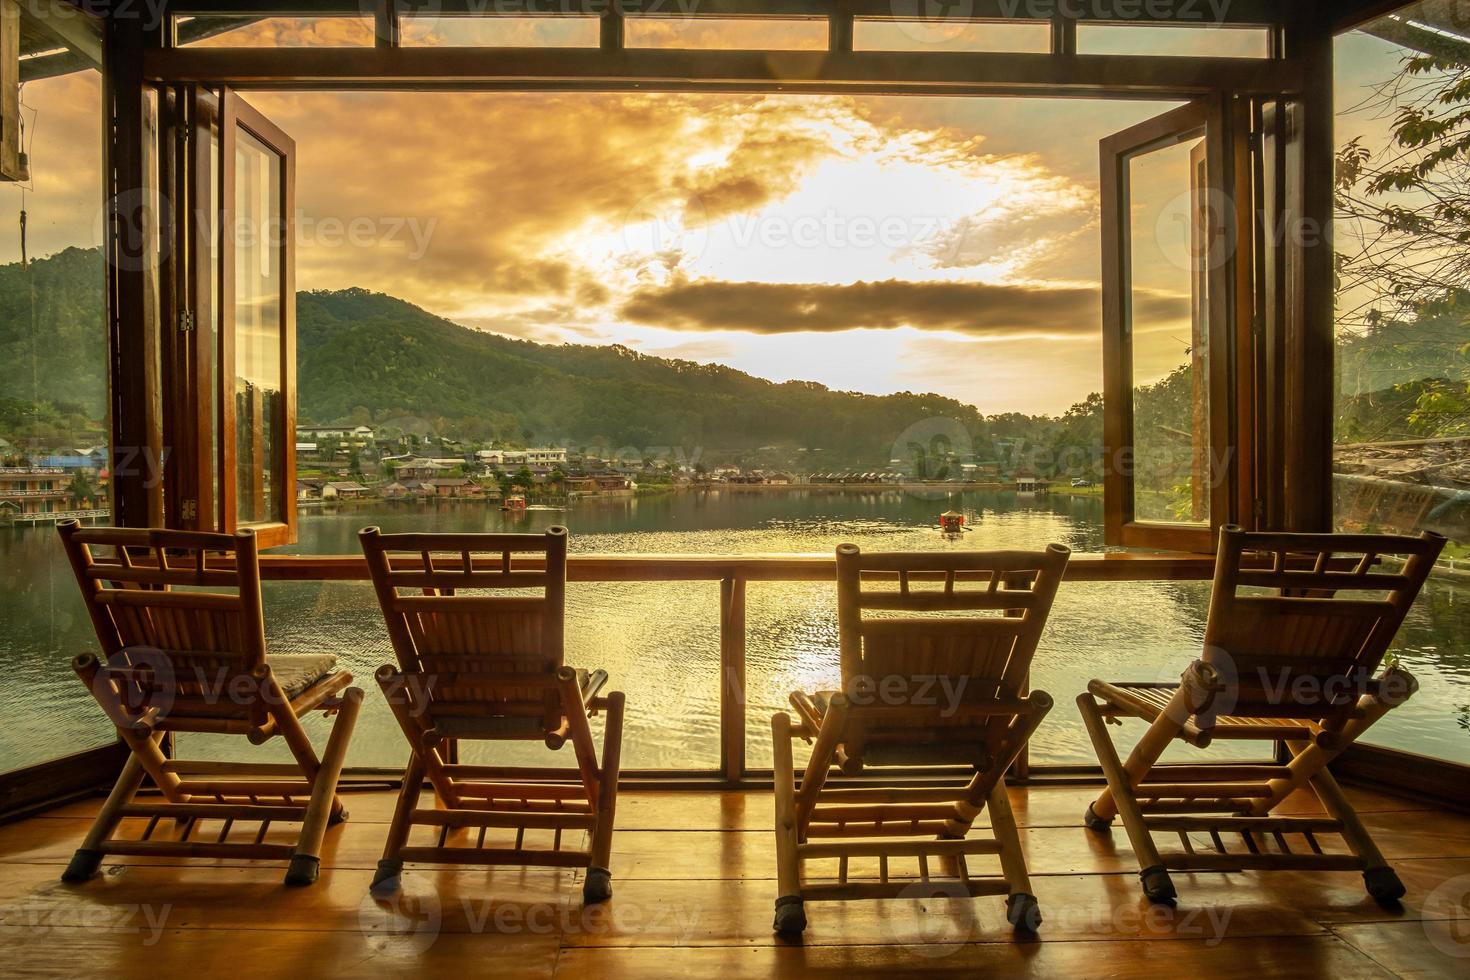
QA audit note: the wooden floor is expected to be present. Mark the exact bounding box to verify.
[0,782,1467,978]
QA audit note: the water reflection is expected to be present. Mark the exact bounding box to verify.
[3,490,1468,771]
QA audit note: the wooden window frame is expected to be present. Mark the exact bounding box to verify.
[1100,97,1251,553]
[163,85,297,547]
[217,89,297,547]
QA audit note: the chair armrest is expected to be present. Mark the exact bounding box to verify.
[788,690,825,737]
[288,670,355,715]
[580,668,610,715]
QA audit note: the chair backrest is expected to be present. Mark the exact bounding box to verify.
[833,543,1069,763]
[360,526,568,736]
[837,543,1070,697]
[57,521,268,721]
[1202,524,1444,720]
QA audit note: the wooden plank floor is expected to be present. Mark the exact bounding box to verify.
[0,783,1467,978]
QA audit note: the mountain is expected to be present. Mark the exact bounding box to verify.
[0,246,108,418]
[0,247,990,464]
[296,286,988,460]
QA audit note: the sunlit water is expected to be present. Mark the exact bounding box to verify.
[3,490,1467,772]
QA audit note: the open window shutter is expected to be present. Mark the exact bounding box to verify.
[163,86,296,546]
[1100,97,1251,552]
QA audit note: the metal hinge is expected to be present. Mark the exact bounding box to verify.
[179,310,196,332]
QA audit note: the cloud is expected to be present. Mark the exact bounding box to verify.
[620,278,1188,338]
[242,91,851,314]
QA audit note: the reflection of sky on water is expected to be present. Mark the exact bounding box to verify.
[3,491,1468,771]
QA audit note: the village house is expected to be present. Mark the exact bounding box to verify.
[419,478,482,499]
[525,448,568,466]
[295,481,322,502]
[0,467,72,516]
[296,424,375,446]
[1015,473,1049,494]
[595,476,637,495]
[394,458,457,481]
[321,482,371,501]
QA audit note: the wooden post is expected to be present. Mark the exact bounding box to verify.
[0,0,26,181]
[720,576,747,782]
[374,0,399,50]
[104,13,165,528]
[600,5,624,52]
[827,11,853,54]
[1050,15,1077,56]
[1282,2,1335,532]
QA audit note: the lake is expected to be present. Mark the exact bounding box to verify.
[3,489,1468,772]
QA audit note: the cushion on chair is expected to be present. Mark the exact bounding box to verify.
[267,653,339,698]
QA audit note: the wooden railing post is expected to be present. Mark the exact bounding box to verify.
[719,576,747,782]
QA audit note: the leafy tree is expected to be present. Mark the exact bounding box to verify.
[1335,46,1470,442]
[67,471,95,508]
[1337,51,1470,327]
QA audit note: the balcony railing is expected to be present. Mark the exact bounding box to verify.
[241,551,1219,780]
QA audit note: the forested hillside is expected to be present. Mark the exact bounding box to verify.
[296,286,989,461]
[8,246,1461,476]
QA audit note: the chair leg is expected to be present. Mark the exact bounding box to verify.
[373,751,428,893]
[63,752,149,883]
[771,712,806,937]
[286,688,363,887]
[1077,693,1175,903]
[1309,765,1404,905]
[987,779,1041,932]
[584,691,624,905]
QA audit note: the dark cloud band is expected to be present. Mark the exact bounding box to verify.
[620,279,1188,337]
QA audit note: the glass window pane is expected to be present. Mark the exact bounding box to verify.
[1078,24,1270,58]
[233,128,284,527]
[0,54,112,771]
[1126,134,1211,525]
[853,18,1050,53]
[400,15,600,47]
[625,17,828,50]
[1334,2,1470,765]
[177,16,376,48]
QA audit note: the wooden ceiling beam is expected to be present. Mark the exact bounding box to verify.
[157,0,1289,26]
[143,46,1303,96]
[22,0,102,68]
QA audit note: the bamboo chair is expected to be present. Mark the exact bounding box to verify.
[360,525,625,904]
[56,521,363,886]
[1079,524,1444,905]
[772,542,1071,937]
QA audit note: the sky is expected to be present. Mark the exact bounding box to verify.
[0,14,1420,418]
